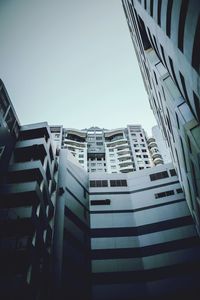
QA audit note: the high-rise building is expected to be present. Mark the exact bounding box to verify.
[122,0,200,233]
[1,79,200,299]
[50,124,164,174]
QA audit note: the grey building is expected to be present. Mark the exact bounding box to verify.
[89,163,200,300]
[0,121,57,299]
[122,0,200,233]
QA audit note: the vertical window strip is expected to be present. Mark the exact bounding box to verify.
[166,0,173,37]
[178,0,189,51]
[157,0,162,26]
[192,14,200,72]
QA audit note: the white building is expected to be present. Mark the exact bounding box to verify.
[50,124,162,174]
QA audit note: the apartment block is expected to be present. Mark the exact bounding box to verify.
[122,0,200,233]
[50,124,161,174]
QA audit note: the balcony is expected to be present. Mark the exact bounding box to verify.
[153,157,164,165]
[148,141,157,149]
[7,161,45,185]
[63,139,86,148]
[106,138,128,148]
[0,218,34,238]
[0,181,42,208]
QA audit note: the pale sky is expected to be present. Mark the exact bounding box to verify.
[0,0,156,135]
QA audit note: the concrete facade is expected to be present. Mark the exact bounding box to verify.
[89,163,200,299]
[122,0,200,233]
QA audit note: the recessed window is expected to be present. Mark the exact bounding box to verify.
[176,188,183,194]
[90,180,108,187]
[169,169,176,176]
[91,199,111,205]
[155,190,174,199]
[150,171,169,181]
[110,180,127,187]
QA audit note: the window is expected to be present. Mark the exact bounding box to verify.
[109,154,114,158]
[192,14,200,72]
[110,180,127,187]
[155,190,174,199]
[96,142,103,146]
[142,149,147,153]
[109,149,114,152]
[79,160,84,164]
[143,155,148,158]
[91,163,96,166]
[90,180,108,187]
[139,167,144,170]
[193,91,200,122]
[140,144,145,147]
[111,166,116,169]
[90,199,110,205]
[157,0,162,26]
[176,188,183,194]
[96,137,102,140]
[136,155,141,158]
[169,169,176,176]
[166,0,173,37]
[79,154,84,158]
[150,171,169,181]
[0,146,5,159]
[178,0,189,51]
[134,144,139,147]
[110,159,115,163]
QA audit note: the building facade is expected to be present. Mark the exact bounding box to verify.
[0,122,57,299]
[89,163,200,300]
[50,124,163,174]
[122,0,200,233]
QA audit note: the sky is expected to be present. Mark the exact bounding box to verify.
[0,0,156,135]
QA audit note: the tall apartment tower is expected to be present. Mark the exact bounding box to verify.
[50,124,164,174]
[122,0,200,233]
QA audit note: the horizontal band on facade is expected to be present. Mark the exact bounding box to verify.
[65,187,90,212]
[90,216,193,237]
[90,198,185,214]
[63,228,90,254]
[66,167,89,193]
[90,180,179,195]
[91,237,200,259]
[65,206,89,233]
[92,261,200,284]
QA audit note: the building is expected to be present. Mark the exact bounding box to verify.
[89,163,200,300]
[151,125,171,164]
[50,124,162,174]
[1,79,200,299]
[0,122,57,299]
[122,0,200,233]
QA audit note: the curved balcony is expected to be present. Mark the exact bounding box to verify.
[147,137,156,144]
[151,152,162,159]
[118,159,133,166]
[154,157,164,165]
[148,141,157,149]
[120,165,134,173]
[63,139,86,148]
[117,149,131,156]
[117,153,131,161]
[106,138,128,147]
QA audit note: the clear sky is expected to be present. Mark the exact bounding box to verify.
[0,0,156,135]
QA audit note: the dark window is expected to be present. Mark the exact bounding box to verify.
[155,190,174,199]
[193,91,200,122]
[176,188,183,194]
[110,180,127,187]
[96,142,103,145]
[166,0,173,37]
[91,199,111,205]
[169,169,176,176]
[178,0,189,51]
[157,0,162,26]
[192,14,200,72]
[150,0,154,17]
[96,137,102,140]
[90,180,108,187]
[150,171,169,181]
[160,44,167,67]
[169,57,179,88]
